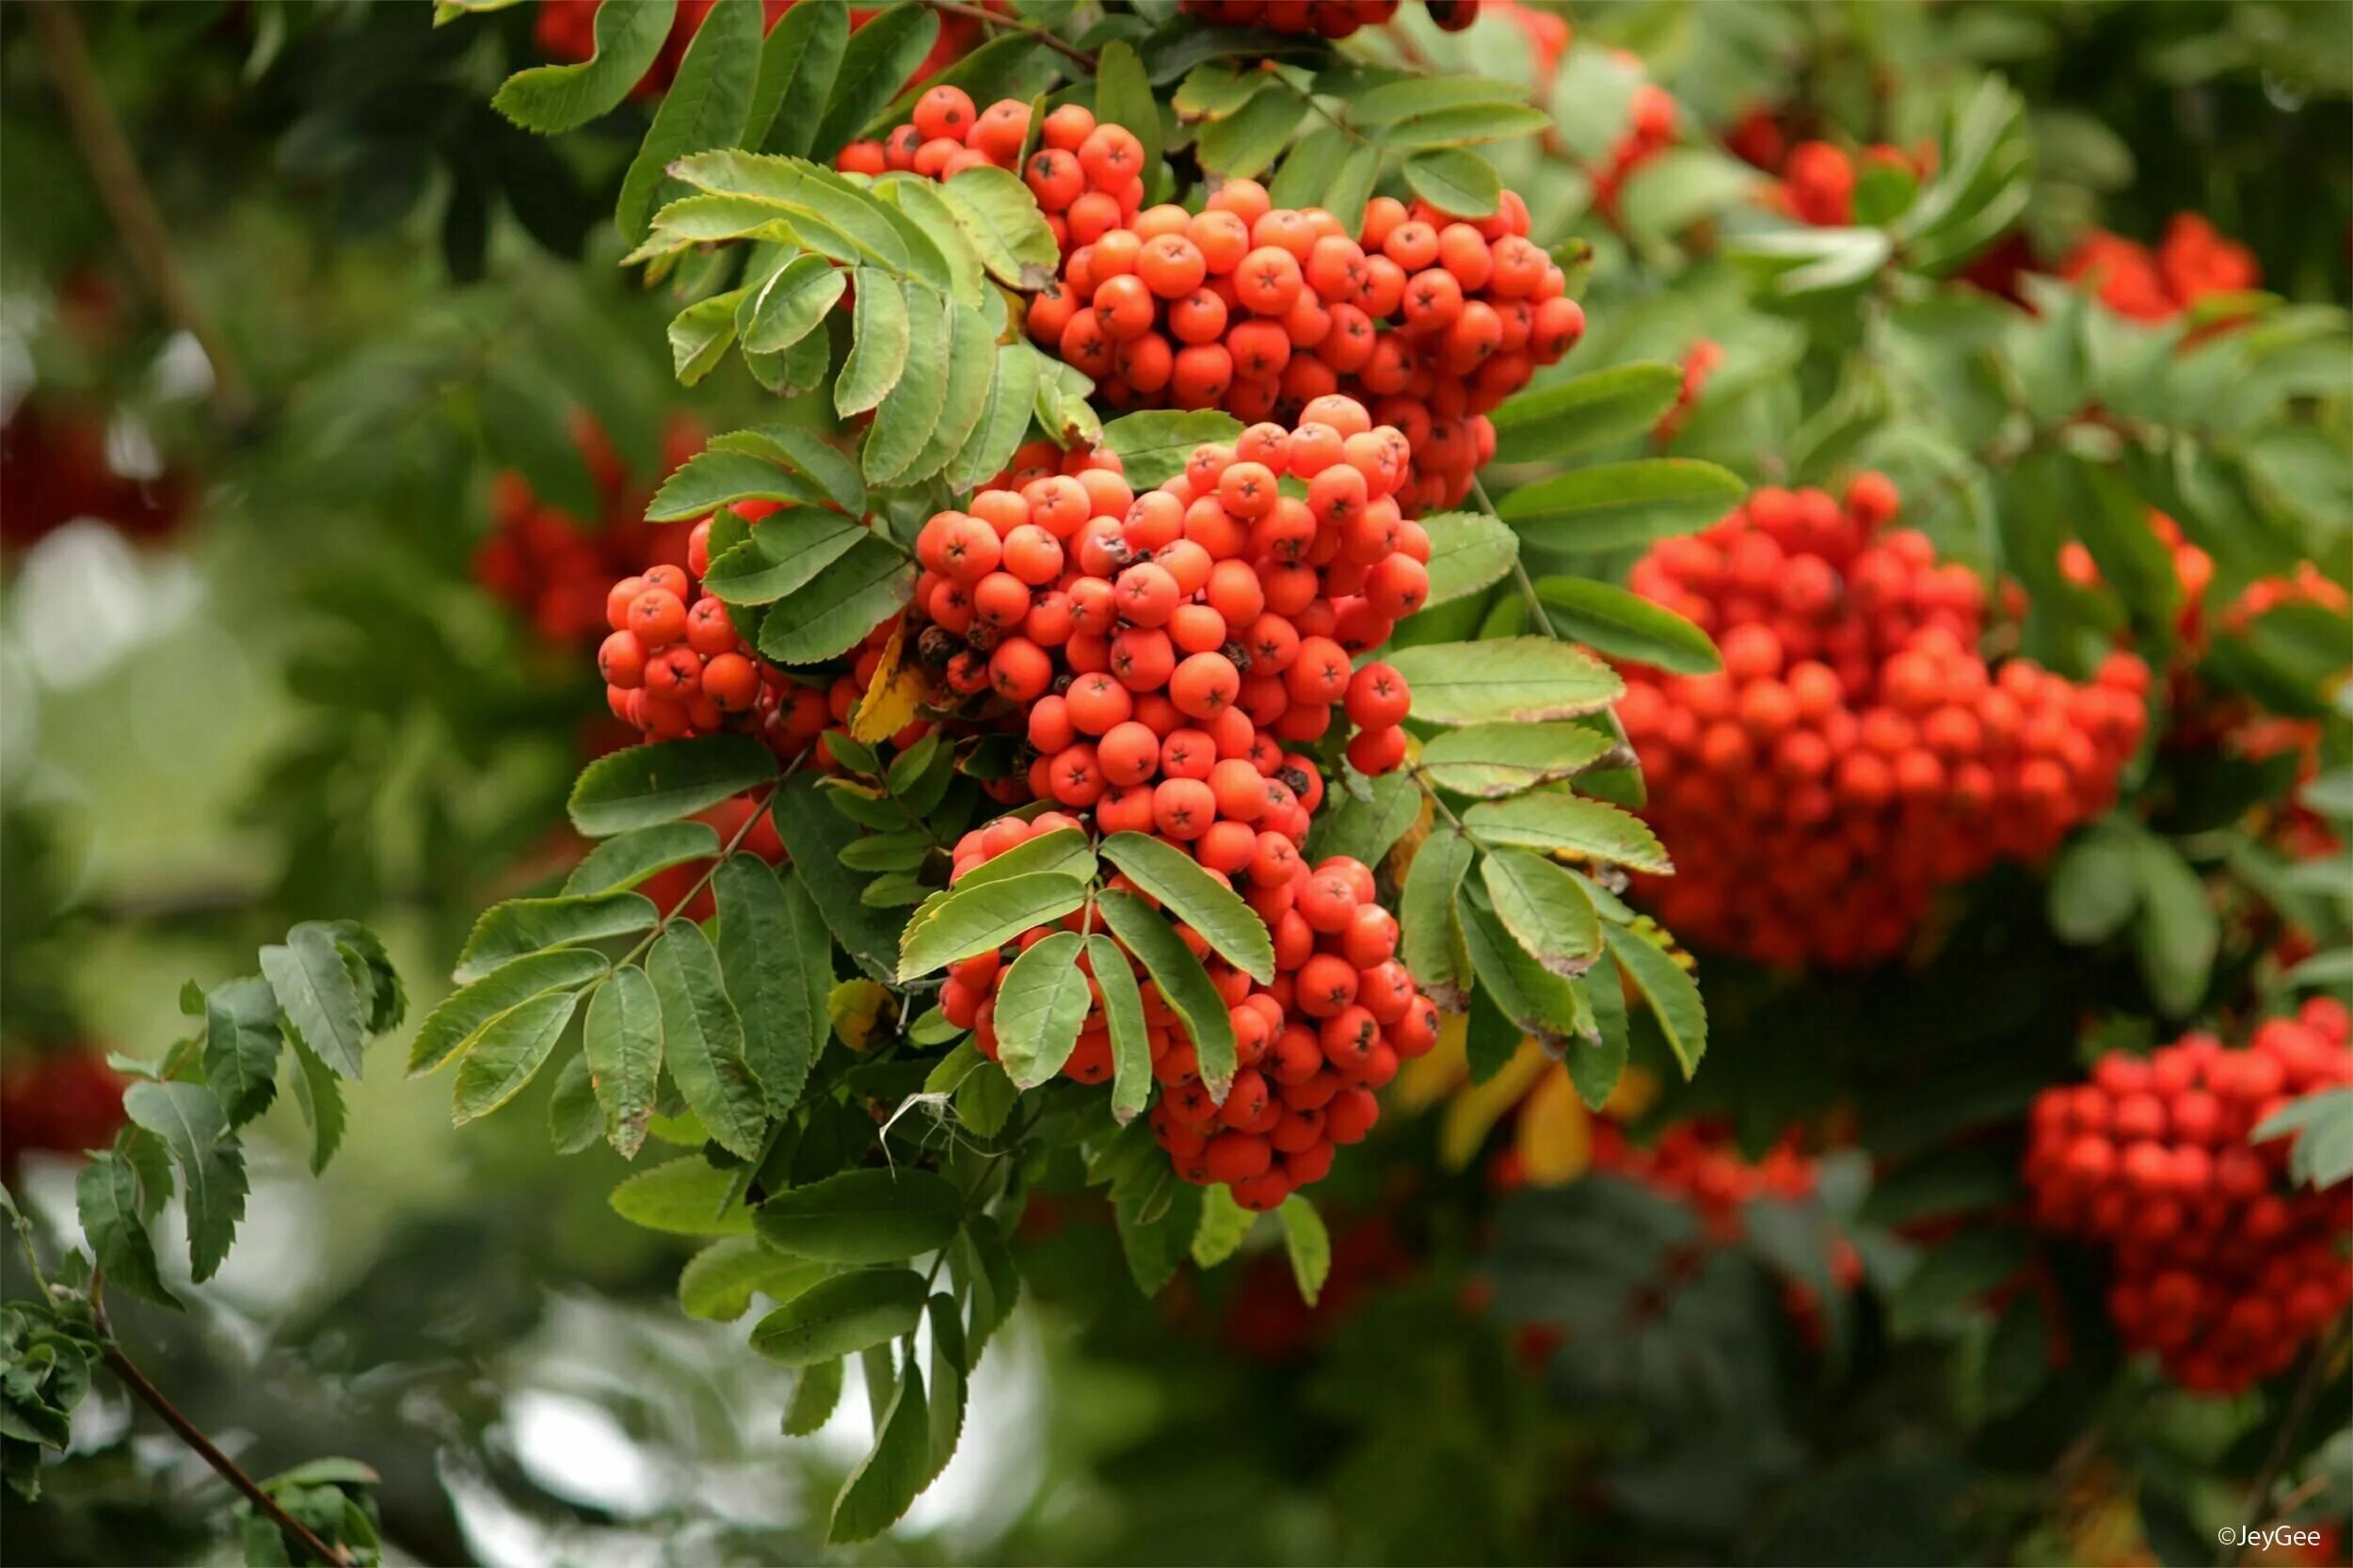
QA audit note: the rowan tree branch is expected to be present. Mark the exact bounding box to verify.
[29,0,254,426]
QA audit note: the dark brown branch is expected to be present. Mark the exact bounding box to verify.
[28,0,254,425]
[96,1339,353,1565]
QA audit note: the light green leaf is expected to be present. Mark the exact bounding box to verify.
[1490,363,1682,464]
[1463,790,1670,873]
[703,515,871,607]
[740,252,849,354]
[1094,40,1160,168]
[751,1267,927,1366]
[1099,409,1247,489]
[1385,638,1623,726]
[1374,102,1549,150]
[411,950,612,1075]
[1098,833,1274,982]
[1401,822,1475,1003]
[900,296,1000,486]
[611,1155,757,1235]
[1419,723,1617,798]
[680,1236,825,1321]
[1419,509,1518,608]
[938,166,1059,289]
[452,892,654,985]
[1190,1184,1257,1268]
[1603,924,1705,1077]
[1400,147,1501,216]
[287,1033,345,1176]
[618,0,761,244]
[1533,576,1721,674]
[1277,1195,1331,1306]
[1481,848,1602,978]
[584,965,663,1160]
[1115,1182,1203,1297]
[784,1357,846,1434]
[1496,458,1746,550]
[648,924,768,1160]
[897,872,1090,981]
[837,267,912,416]
[1090,935,1154,1126]
[669,287,748,385]
[994,931,1093,1089]
[1096,888,1238,1103]
[1197,83,1310,180]
[946,344,1047,492]
[756,536,916,664]
[647,448,832,521]
[452,988,581,1124]
[1569,952,1629,1110]
[491,0,676,134]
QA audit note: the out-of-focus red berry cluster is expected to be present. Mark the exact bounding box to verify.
[1616,475,2152,968]
[1770,140,1931,228]
[2059,214,2261,323]
[1028,180,1582,512]
[0,401,193,552]
[534,0,975,100]
[475,414,704,646]
[1176,0,1482,37]
[1589,78,1678,222]
[2024,1000,2353,1394]
[0,1047,128,1178]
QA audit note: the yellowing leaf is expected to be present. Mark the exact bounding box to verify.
[1605,1064,1661,1121]
[1516,1067,1593,1186]
[1438,1039,1549,1170]
[1383,775,1434,890]
[829,978,892,1052]
[850,619,928,744]
[1394,1007,1471,1113]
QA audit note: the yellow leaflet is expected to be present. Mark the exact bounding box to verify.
[828,978,891,1052]
[1384,773,1434,889]
[1438,1038,1550,1171]
[849,619,927,744]
[1394,1007,1471,1113]
[1516,1067,1593,1187]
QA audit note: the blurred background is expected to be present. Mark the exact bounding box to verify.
[2,1,2347,1563]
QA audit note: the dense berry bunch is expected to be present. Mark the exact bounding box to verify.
[595,504,850,755]
[1028,181,1581,511]
[1589,1117,1827,1242]
[1176,0,1481,36]
[912,400,1445,1207]
[839,95,1143,259]
[1616,476,2151,967]
[2023,1000,2353,1393]
[2059,214,2260,323]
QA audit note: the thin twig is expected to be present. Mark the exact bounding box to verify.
[28,1,253,425]
[920,0,1096,68]
[2219,1319,2348,1567]
[89,1283,351,1566]
[1469,476,1560,640]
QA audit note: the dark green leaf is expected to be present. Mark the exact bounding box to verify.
[771,774,904,978]
[1481,848,1601,978]
[757,535,915,665]
[77,1151,179,1309]
[122,1081,246,1283]
[828,1361,927,1544]
[1401,823,1475,1004]
[750,1267,927,1365]
[1099,833,1274,982]
[783,1357,846,1434]
[202,977,281,1128]
[412,950,611,1075]
[260,923,369,1080]
[618,0,761,244]
[453,988,582,1124]
[1303,770,1419,870]
[748,0,850,156]
[568,737,777,837]
[1603,924,1705,1077]
[286,1034,344,1176]
[897,872,1090,980]
[1115,1182,1202,1296]
[1089,934,1153,1125]
[713,857,824,1116]
[1569,952,1630,1111]
[759,1167,963,1263]
[564,822,724,897]
[1891,1229,2029,1335]
[810,3,941,163]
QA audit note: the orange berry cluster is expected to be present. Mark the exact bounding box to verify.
[1027,181,1582,512]
[2059,214,2260,324]
[474,414,701,646]
[1589,1117,1832,1242]
[1176,0,1481,36]
[912,400,1445,1208]
[596,502,846,755]
[1616,476,2152,968]
[2023,1000,2353,1394]
[839,94,1143,259]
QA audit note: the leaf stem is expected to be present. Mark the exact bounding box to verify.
[920,0,1096,68]
[616,769,796,971]
[88,1278,352,1566]
[1468,476,1560,640]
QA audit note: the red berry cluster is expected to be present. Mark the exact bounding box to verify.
[0,400,193,552]
[2059,214,2261,324]
[0,1047,128,1179]
[1771,140,1930,228]
[1028,181,1582,512]
[1176,0,1481,36]
[1616,476,2152,968]
[2023,1000,2353,1394]
[838,95,1143,260]
[475,416,705,646]
[915,401,1446,1208]
[1589,80,1677,221]
[1589,1116,1833,1242]
[596,503,846,754]
[1652,338,1721,446]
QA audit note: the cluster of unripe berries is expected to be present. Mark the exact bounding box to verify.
[2059,213,2260,324]
[2023,1000,2353,1394]
[1027,181,1581,512]
[595,502,845,754]
[912,401,1446,1205]
[1616,476,2151,968]
[839,93,1143,260]
[1177,0,1482,36]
